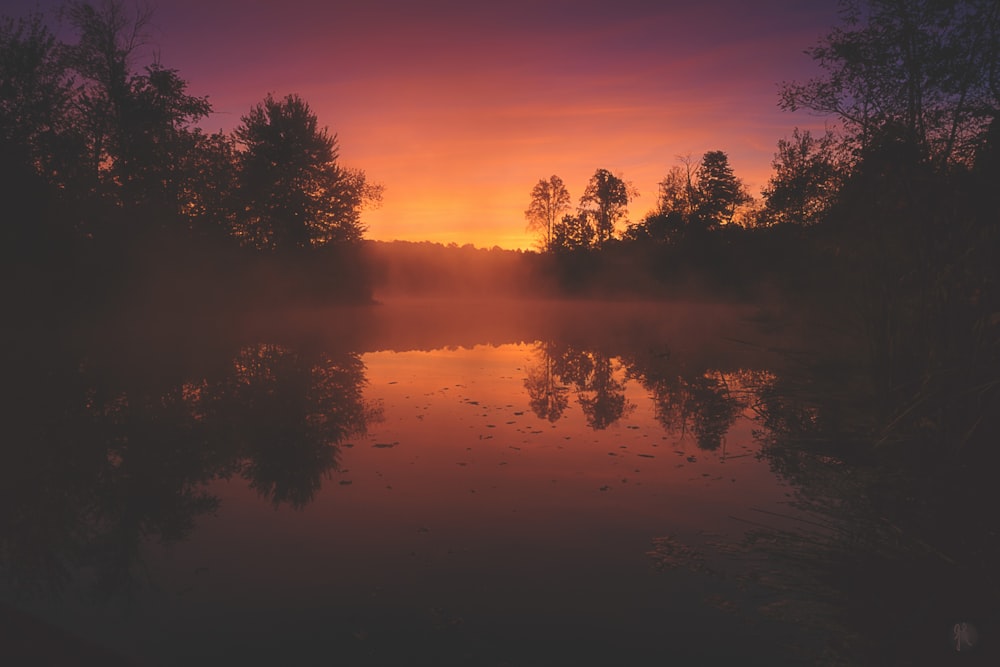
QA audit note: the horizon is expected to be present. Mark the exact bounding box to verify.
[5,2,999,664]
[6,0,841,250]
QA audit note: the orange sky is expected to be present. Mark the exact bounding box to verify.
[16,0,842,249]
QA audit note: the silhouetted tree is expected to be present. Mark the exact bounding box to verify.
[549,211,596,252]
[579,168,634,247]
[235,93,373,250]
[762,128,846,226]
[116,64,215,223]
[657,159,698,218]
[1,4,382,318]
[775,1,1000,431]
[63,0,212,231]
[780,0,1000,166]
[694,150,750,230]
[619,157,694,245]
[173,130,240,241]
[623,210,686,245]
[630,152,749,243]
[525,175,571,250]
[0,12,75,252]
[0,12,72,173]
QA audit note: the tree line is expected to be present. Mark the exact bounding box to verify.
[1,1,380,309]
[524,0,1000,467]
[525,151,754,254]
[525,131,848,251]
[526,0,999,255]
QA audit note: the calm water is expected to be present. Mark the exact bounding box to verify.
[2,300,825,665]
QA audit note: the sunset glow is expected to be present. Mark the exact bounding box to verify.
[7,0,998,661]
[11,0,840,247]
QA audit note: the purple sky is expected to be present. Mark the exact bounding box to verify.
[6,0,843,248]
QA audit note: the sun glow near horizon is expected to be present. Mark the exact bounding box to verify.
[355,142,792,251]
[5,0,840,251]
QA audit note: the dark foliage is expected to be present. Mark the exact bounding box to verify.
[1,2,376,320]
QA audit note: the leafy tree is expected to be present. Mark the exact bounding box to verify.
[623,210,685,245]
[0,12,73,179]
[779,0,1000,166]
[525,175,571,250]
[175,130,240,241]
[631,152,749,241]
[579,168,635,247]
[3,1,217,249]
[235,93,373,250]
[619,156,694,244]
[62,0,212,233]
[0,12,75,250]
[1,1,380,308]
[694,150,750,230]
[657,157,698,217]
[550,211,596,252]
[762,128,846,226]
[119,64,213,206]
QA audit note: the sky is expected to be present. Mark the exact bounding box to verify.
[6,0,842,249]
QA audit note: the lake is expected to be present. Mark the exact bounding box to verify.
[2,299,838,665]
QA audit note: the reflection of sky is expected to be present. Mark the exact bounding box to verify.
[145,343,794,661]
[354,344,786,513]
[156,344,785,636]
[9,0,840,248]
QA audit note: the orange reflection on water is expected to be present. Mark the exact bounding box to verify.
[334,343,789,536]
[142,340,799,664]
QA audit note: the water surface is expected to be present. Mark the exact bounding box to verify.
[2,299,819,665]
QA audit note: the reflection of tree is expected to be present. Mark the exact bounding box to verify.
[686,373,741,451]
[661,359,1000,665]
[0,335,377,599]
[87,383,225,597]
[640,364,876,660]
[525,342,633,430]
[624,350,741,450]
[216,344,374,508]
[1,345,222,599]
[575,353,632,430]
[523,343,569,422]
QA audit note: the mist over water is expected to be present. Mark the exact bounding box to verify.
[2,293,825,665]
[5,0,999,660]
[2,213,991,665]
